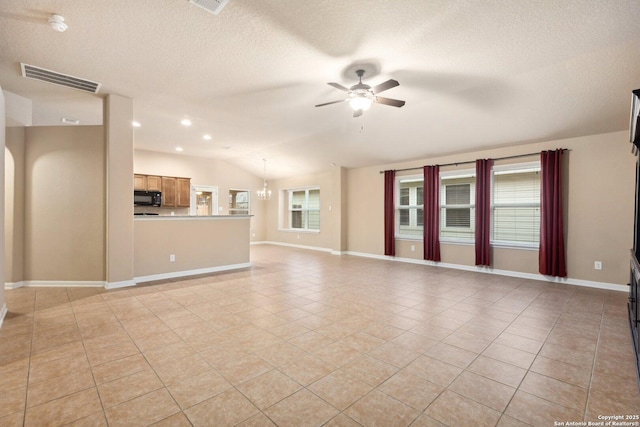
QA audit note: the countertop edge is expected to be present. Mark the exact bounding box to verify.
[134,215,253,221]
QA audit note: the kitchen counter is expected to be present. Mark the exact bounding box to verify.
[134,215,251,282]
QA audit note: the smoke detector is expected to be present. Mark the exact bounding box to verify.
[61,117,80,125]
[188,0,230,15]
[49,14,68,32]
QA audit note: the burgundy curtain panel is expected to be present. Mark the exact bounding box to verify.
[384,170,396,256]
[539,149,567,277]
[475,159,492,266]
[423,165,441,261]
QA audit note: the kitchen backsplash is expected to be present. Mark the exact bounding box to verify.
[134,206,189,216]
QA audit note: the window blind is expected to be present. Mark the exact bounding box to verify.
[440,175,475,240]
[492,167,540,244]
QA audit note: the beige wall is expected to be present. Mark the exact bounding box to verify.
[2,120,632,291]
[267,170,337,250]
[1,88,5,316]
[332,166,348,252]
[23,126,105,281]
[105,95,134,287]
[346,131,635,286]
[134,150,267,241]
[134,217,250,278]
[4,127,25,283]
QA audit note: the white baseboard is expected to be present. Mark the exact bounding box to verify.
[4,281,24,290]
[6,247,624,294]
[344,251,628,292]
[134,262,252,284]
[5,280,105,288]
[105,280,136,290]
[0,304,7,330]
[256,244,627,292]
[3,263,252,291]
[253,241,333,253]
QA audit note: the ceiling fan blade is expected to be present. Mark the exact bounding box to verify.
[371,79,399,94]
[315,99,347,107]
[327,82,350,92]
[375,96,406,108]
[353,109,363,118]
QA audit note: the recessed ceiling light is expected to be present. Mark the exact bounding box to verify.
[203,134,212,140]
[222,145,231,150]
[175,147,184,152]
[181,119,192,126]
[132,121,141,128]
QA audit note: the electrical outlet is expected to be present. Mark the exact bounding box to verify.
[170,254,176,262]
[594,261,602,270]
[411,245,415,252]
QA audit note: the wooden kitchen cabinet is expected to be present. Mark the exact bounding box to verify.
[161,177,177,207]
[134,174,147,190]
[177,178,191,207]
[135,173,190,208]
[147,175,162,191]
[135,174,162,192]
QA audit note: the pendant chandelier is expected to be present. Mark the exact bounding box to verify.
[257,158,272,201]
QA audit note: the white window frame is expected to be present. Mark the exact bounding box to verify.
[490,161,541,249]
[285,186,320,232]
[395,175,424,240]
[439,169,475,243]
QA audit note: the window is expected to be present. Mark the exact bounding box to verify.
[288,187,320,230]
[492,163,540,246]
[229,189,250,215]
[440,172,475,241]
[397,177,423,238]
[391,162,541,248]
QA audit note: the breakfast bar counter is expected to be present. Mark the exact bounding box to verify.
[133,215,251,282]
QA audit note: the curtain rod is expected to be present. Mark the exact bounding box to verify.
[379,149,569,174]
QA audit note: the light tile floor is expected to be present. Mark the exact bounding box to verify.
[1,245,639,426]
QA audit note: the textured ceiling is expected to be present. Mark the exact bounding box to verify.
[1,0,639,179]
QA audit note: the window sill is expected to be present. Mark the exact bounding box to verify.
[396,236,423,241]
[278,228,320,234]
[491,241,539,251]
[440,238,474,246]
[436,239,539,251]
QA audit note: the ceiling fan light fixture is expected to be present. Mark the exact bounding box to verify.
[315,68,404,117]
[349,96,373,112]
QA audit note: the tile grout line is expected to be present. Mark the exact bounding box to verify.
[438,279,563,427]
[583,307,606,421]
[20,289,37,427]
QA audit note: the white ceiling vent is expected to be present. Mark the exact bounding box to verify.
[20,63,101,94]
[188,0,230,15]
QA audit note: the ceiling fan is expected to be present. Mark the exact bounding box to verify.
[315,69,406,117]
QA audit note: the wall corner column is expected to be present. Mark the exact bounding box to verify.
[104,94,135,288]
[331,166,348,254]
[0,88,7,327]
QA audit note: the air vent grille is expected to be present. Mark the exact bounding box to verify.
[21,63,101,94]
[188,0,230,15]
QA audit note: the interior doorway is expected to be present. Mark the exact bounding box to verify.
[190,185,219,216]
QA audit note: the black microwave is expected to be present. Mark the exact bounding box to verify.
[134,190,162,206]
